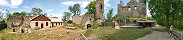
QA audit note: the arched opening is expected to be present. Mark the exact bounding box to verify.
[86,24,91,29]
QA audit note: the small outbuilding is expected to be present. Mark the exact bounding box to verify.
[49,17,63,27]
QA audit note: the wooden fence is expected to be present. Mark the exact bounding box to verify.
[170,30,183,40]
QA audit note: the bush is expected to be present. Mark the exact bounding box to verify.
[92,21,100,29]
[0,20,7,30]
[67,20,73,24]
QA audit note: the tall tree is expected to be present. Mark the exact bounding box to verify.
[85,1,96,14]
[31,8,43,16]
[62,12,72,22]
[148,0,183,30]
[106,8,113,22]
[69,3,81,16]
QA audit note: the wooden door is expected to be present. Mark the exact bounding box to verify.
[41,23,43,28]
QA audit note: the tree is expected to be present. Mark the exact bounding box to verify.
[69,3,81,16]
[106,8,113,22]
[148,0,183,30]
[85,1,96,14]
[62,12,72,23]
[43,13,47,16]
[31,8,43,16]
[12,11,27,16]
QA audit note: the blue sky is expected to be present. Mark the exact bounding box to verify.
[0,0,149,19]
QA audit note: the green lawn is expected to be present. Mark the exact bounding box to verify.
[84,27,151,40]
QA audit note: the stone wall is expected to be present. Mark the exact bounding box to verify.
[7,16,34,28]
[117,0,146,18]
[95,0,104,21]
[72,14,94,29]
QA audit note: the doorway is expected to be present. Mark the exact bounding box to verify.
[41,23,43,28]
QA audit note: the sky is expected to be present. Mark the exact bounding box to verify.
[0,0,150,19]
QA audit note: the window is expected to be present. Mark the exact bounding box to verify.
[128,8,131,11]
[35,22,38,26]
[46,22,48,26]
[56,23,57,26]
[135,6,137,9]
[100,4,102,9]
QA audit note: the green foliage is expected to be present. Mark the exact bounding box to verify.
[148,0,183,30]
[114,15,123,22]
[31,8,43,16]
[69,3,81,16]
[106,8,113,22]
[12,11,27,16]
[85,1,96,14]
[127,17,139,22]
[84,28,93,37]
[43,13,47,16]
[92,21,100,29]
[0,20,7,31]
[67,20,73,24]
[62,12,72,23]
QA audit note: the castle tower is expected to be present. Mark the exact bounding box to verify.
[95,0,104,21]
[139,0,147,17]
[118,0,124,16]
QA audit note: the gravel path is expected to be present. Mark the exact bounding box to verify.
[136,31,174,40]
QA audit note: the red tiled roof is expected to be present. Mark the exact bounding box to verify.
[30,15,51,21]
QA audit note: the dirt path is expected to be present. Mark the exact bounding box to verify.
[136,31,174,40]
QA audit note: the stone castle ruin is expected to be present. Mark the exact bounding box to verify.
[7,16,35,28]
[118,0,146,17]
[73,0,104,29]
[95,0,104,21]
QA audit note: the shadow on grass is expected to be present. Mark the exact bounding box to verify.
[103,28,151,40]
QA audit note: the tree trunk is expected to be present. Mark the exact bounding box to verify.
[165,15,170,31]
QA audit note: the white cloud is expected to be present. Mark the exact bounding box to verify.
[104,0,110,7]
[0,0,23,8]
[47,9,54,12]
[61,1,90,8]
[10,0,24,8]
[0,0,10,6]
[51,13,64,20]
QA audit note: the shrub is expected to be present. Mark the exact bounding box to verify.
[67,20,73,24]
[92,21,100,29]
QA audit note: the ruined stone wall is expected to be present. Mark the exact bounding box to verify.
[118,0,146,18]
[72,14,94,28]
[72,16,83,25]
[7,16,34,28]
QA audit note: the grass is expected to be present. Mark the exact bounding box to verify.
[0,26,83,40]
[104,28,151,40]
[84,26,151,40]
